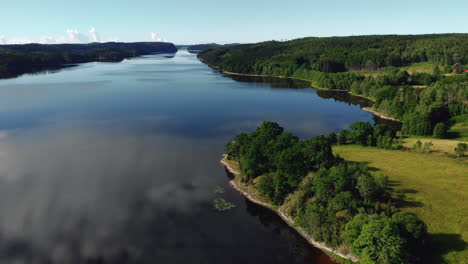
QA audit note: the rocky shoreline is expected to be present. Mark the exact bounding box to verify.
[220,155,359,262]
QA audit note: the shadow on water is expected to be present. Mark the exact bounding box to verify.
[223,169,337,264]
[244,199,337,264]
[225,75,312,89]
[223,74,402,131]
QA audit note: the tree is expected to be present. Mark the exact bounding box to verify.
[257,174,275,201]
[454,143,468,157]
[422,141,433,154]
[392,212,428,259]
[413,140,422,152]
[337,129,349,145]
[302,135,335,170]
[349,122,374,145]
[392,212,427,243]
[352,218,406,264]
[432,122,447,138]
[240,144,263,181]
[357,174,378,203]
[328,132,337,145]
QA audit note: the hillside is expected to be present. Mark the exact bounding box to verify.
[185,43,240,53]
[198,34,468,140]
[0,42,177,78]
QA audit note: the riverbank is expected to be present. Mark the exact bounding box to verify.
[201,61,398,123]
[362,107,401,122]
[220,155,359,263]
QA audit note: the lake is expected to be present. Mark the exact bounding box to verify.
[0,50,383,264]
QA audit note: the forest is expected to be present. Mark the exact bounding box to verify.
[225,121,428,264]
[199,34,468,138]
[0,42,177,78]
[183,43,239,53]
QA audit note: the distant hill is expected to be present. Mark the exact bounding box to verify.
[0,42,177,79]
[198,34,468,73]
[184,43,240,53]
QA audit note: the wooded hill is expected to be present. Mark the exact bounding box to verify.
[198,34,468,139]
[0,42,177,78]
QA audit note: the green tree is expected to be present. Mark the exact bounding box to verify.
[352,218,406,264]
[328,132,337,145]
[337,129,349,145]
[432,122,447,138]
[423,141,433,153]
[357,174,378,203]
[349,122,374,145]
[454,143,468,157]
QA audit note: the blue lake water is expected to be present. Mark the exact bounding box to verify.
[0,50,379,264]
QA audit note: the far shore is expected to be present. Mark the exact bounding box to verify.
[220,155,359,263]
[202,62,399,123]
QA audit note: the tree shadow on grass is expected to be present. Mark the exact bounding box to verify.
[422,233,467,264]
[390,188,424,208]
[446,131,461,139]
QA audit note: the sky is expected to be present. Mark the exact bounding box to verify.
[0,0,467,45]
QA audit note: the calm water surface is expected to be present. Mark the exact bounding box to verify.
[0,51,380,264]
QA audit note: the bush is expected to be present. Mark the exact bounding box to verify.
[432,122,447,138]
[454,143,467,157]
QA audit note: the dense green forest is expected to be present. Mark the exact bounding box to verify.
[0,42,177,78]
[199,34,468,138]
[183,43,240,53]
[226,121,428,264]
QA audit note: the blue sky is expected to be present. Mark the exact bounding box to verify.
[0,0,467,44]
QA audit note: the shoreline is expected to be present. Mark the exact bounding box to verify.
[201,60,399,123]
[220,155,359,263]
[362,107,401,122]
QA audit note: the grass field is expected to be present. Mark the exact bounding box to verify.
[401,62,438,74]
[450,122,468,142]
[403,138,467,157]
[352,62,439,76]
[333,145,468,264]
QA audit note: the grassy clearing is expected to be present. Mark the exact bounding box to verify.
[333,145,468,264]
[411,85,428,89]
[403,138,467,156]
[401,62,437,74]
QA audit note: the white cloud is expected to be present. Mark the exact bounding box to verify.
[7,37,33,44]
[0,35,6,44]
[107,37,119,42]
[39,36,56,44]
[66,29,88,43]
[150,32,162,42]
[89,27,100,42]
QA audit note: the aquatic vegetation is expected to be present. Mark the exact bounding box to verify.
[213,186,225,194]
[213,198,236,211]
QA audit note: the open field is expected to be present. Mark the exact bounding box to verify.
[401,62,437,74]
[402,138,467,156]
[333,145,468,264]
[449,122,468,142]
[351,62,439,77]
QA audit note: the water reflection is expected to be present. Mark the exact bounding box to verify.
[0,50,390,263]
